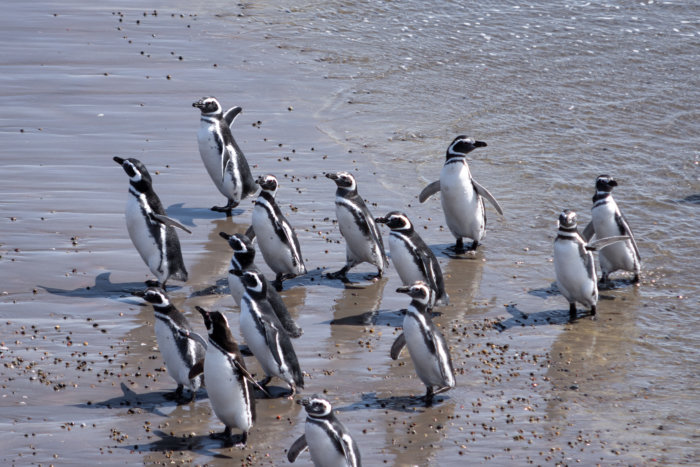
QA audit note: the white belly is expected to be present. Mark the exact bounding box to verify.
[305,421,350,467]
[553,240,597,307]
[204,347,253,431]
[591,203,638,274]
[197,121,240,200]
[252,204,297,275]
[388,234,425,286]
[227,272,244,306]
[336,202,380,266]
[440,164,484,241]
[404,316,445,388]
[154,320,192,387]
[125,194,166,282]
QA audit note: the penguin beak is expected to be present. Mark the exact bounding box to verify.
[113,156,125,165]
[609,179,618,187]
[219,231,232,240]
[474,140,487,148]
[299,397,311,407]
[396,286,411,294]
[325,173,338,181]
[375,216,387,224]
[131,290,146,297]
[192,100,204,109]
[194,306,208,317]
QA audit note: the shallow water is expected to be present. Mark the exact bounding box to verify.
[1,0,698,465]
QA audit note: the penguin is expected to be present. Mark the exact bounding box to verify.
[235,269,304,397]
[554,209,631,319]
[374,211,447,306]
[133,287,205,401]
[418,136,504,253]
[287,395,362,467]
[390,281,455,406]
[113,156,190,288]
[193,96,257,216]
[220,231,303,338]
[582,175,641,285]
[194,306,256,447]
[325,172,388,282]
[249,174,306,291]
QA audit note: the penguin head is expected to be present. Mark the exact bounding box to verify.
[192,97,222,116]
[558,209,578,230]
[234,270,267,297]
[375,211,413,232]
[325,172,357,192]
[114,156,152,186]
[595,175,618,192]
[446,135,487,160]
[256,174,279,195]
[300,395,333,418]
[196,306,223,333]
[396,281,431,306]
[220,232,254,255]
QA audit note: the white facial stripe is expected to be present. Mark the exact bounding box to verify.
[125,162,142,182]
[245,273,264,293]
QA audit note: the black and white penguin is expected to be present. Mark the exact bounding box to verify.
[133,287,206,402]
[325,172,387,282]
[375,211,447,306]
[249,174,306,290]
[193,96,256,215]
[235,269,304,397]
[220,231,303,338]
[582,175,641,285]
[418,136,504,252]
[113,156,190,288]
[195,306,256,446]
[287,395,362,467]
[390,281,455,405]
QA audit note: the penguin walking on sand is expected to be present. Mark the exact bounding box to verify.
[114,156,190,288]
[133,288,206,402]
[418,136,503,253]
[193,96,256,215]
[554,209,631,319]
[235,269,304,397]
[287,395,362,467]
[375,211,447,306]
[194,306,258,447]
[220,231,303,338]
[249,175,306,291]
[390,281,455,406]
[325,172,387,282]
[582,175,641,285]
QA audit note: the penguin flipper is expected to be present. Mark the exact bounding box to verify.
[287,434,308,463]
[472,180,504,215]
[586,235,630,251]
[228,354,272,398]
[581,221,595,242]
[615,211,641,261]
[188,359,205,380]
[176,328,208,350]
[150,213,192,234]
[418,180,441,203]
[224,106,243,128]
[245,224,256,241]
[390,332,407,360]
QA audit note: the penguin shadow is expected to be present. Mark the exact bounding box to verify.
[329,308,405,327]
[38,271,182,300]
[336,392,449,413]
[189,277,230,297]
[326,275,400,326]
[430,242,484,260]
[165,202,246,227]
[494,303,576,331]
[123,430,232,458]
[678,194,700,205]
[76,382,207,417]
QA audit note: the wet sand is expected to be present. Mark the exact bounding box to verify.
[1,1,698,466]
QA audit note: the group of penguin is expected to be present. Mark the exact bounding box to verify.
[113,96,641,465]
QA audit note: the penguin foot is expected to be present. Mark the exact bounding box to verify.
[468,240,480,252]
[273,274,284,291]
[326,268,351,283]
[364,270,383,282]
[589,305,596,316]
[568,303,577,322]
[211,427,237,445]
[233,432,248,448]
[211,200,239,216]
[632,273,640,284]
[423,388,435,407]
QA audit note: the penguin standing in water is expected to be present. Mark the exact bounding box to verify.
[390,281,455,406]
[375,211,447,306]
[582,175,641,285]
[419,136,503,253]
[554,209,630,319]
[249,175,306,291]
[325,171,387,282]
[235,269,304,397]
[193,97,256,215]
[133,288,205,402]
[287,395,362,467]
[114,156,190,288]
[194,306,257,447]
[220,231,303,338]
